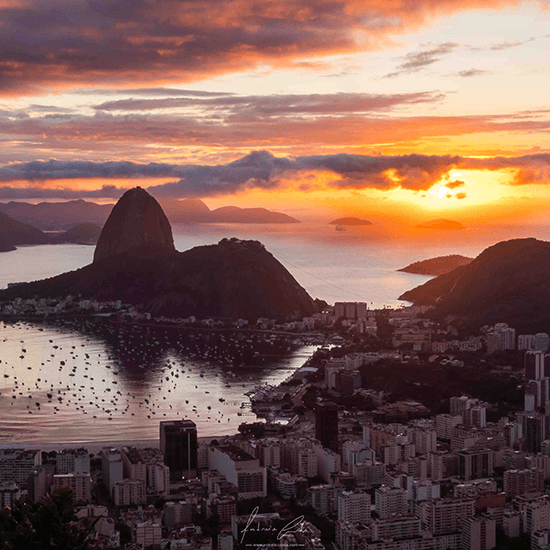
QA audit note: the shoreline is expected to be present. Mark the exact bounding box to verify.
[0,435,224,455]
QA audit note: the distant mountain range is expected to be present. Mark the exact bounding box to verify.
[0,188,316,321]
[0,198,299,230]
[399,238,550,332]
[398,255,473,276]
[0,200,111,231]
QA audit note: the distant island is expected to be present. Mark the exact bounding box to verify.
[329,217,372,226]
[398,255,473,276]
[415,218,465,230]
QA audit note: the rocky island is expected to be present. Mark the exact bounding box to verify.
[329,217,372,226]
[398,254,473,276]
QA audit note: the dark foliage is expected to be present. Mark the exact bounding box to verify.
[0,488,98,550]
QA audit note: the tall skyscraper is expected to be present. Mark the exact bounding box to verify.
[315,401,339,453]
[525,414,547,454]
[160,420,197,481]
[525,350,545,381]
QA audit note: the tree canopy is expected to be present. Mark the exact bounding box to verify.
[0,487,98,550]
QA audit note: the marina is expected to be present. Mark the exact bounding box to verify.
[0,318,319,444]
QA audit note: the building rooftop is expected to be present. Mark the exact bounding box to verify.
[216,445,256,462]
[160,419,197,430]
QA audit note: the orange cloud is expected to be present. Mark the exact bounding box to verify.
[0,0,524,96]
[2,98,550,159]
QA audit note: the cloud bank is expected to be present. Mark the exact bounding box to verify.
[1,150,550,199]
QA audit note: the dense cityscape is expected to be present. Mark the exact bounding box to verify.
[0,297,548,550]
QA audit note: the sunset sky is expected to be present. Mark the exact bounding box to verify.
[1,0,550,223]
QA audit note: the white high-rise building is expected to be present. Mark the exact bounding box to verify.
[307,484,343,516]
[469,406,487,428]
[525,499,550,535]
[55,448,90,475]
[519,334,537,350]
[52,473,92,503]
[338,491,371,523]
[342,441,374,472]
[460,516,496,550]
[435,414,462,439]
[312,442,341,483]
[375,485,407,519]
[500,327,516,350]
[412,480,440,503]
[100,448,123,490]
[423,498,475,535]
[409,427,437,454]
[112,479,146,506]
[209,445,266,499]
[450,396,470,419]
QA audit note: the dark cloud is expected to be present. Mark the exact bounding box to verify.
[0,159,184,182]
[384,42,459,78]
[488,37,535,51]
[28,104,75,113]
[2,151,550,200]
[78,87,235,97]
[0,151,462,198]
[147,150,293,198]
[0,185,124,200]
[93,91,446,114]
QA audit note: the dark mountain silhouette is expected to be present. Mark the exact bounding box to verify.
[1,188,316,320]
[398,255,473,276]
[0,236,16,252]
[52,224,102,245]
[415,219,464,230]
[0,211,50,248]
[329,217,372,226]
[399,238,550,331]
[94,187,175,263]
